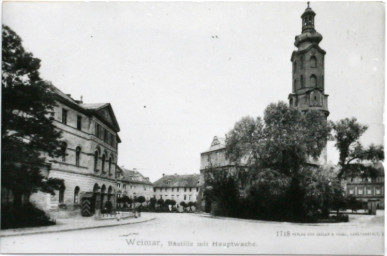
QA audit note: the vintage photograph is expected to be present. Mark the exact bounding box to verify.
[1,1,385,255]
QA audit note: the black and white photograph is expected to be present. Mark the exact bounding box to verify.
[0,1,385,255]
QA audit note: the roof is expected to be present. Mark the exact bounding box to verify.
[47,82,120,132]
[118,167,153,185]
[201,136,226,154]
[153,174,200,188]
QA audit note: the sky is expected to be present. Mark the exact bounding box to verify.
[3,2,384,182]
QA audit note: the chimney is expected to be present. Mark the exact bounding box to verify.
[80,95,83,104]
[162,173,165,177]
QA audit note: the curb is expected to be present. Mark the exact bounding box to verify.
[0,217,156,238]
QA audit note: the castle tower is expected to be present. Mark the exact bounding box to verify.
[288,3,329,164]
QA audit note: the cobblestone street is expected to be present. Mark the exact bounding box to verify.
[1,213,384,255]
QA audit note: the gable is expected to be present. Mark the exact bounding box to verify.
[95,104,120,132]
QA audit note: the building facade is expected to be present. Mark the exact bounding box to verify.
[116,167,153,202]
[29,84,121,213]
[344,163,385,212]
[153,174,200,210]
[288,3,329,164]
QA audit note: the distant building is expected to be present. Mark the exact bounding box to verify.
[27,84,121,213]
[153,174,200,210]
[116,167,153,201]
[198,136,248,212]
[344,163,384,213]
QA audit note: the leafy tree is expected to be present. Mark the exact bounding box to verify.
[331,118,384,179]
[223,102,331,220]
[187,201,196,211]
[2,25,64,207]
[157,198,164,207]
[136,196,146,207]
[170,200,176,206]
[180,201,187,210]
[203,166,240,217]
[149,197,156,209]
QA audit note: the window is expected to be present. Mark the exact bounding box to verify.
[184,188,187,192]
[117,183,121,188]
[123,184,126,189]
[293,61,297,72]
[367,189,372,195]
[376,188,381,195]
[300,56,304,69]
[196,188,199,192]
[293,79,297,92]
[172,188,174,192]
[104,129,108,143]
[358,188,363,195]
[59,185,65,203]
[349,189,354,195]
[62,109,68,124]
[77,115,82,130]
[101,154,106,172]
[61,142,67,162]
[154,188,156,192]
[189,188,192,192]
[95,123,101,138]
[184,195,187,200]
[108,157,112,175]
[74,186,80,204]
[310,75,317,87]
[310,56,317,68]
[301,75,304,88]
[75,147,81,166]
[177,188,179,192]
[94,150,99,171]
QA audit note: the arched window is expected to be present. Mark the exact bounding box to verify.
[75,147,81,166]
[94,150,99,171]
[301,75,304,88]
[61,142,67,162]
[310,56,317,68]
[310,75,317,87]
[101,154,106,173]
[108,157,112,175]
[74,186,80,204]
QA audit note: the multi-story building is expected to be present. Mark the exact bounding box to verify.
[153,174,200,210]
[29,84,121,213]
[198,136,248,212]
[116,167,153,201]
[344,163,384,213]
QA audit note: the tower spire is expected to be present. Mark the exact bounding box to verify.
[307,1,310,8]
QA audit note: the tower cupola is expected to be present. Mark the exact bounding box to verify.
[301,2,316,33]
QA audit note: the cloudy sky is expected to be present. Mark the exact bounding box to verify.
[3,2,384,181]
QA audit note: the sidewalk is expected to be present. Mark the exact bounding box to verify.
[0,213,156,238]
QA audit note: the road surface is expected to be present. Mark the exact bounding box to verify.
[1,213,384,255]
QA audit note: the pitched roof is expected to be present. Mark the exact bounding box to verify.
[153,174,200,188]
[47,82,120,132]
[118,167,152,185]
[201,136,226,154]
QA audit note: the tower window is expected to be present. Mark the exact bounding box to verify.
[101,154,106,173]
[293,79,297,92]
[94,150,99,171]
[293,62,297,72]
[301,75,304,88]
[61,142,67,162]
[75,147,81,166]
[310,75,317,87]
[310,56,317,68]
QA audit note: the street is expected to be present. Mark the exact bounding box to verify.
[0,213,384,255]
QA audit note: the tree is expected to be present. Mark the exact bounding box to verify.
[224,102,331,220]
[331,118,384,179]
[149,197,156,209]
[157,198,165,207]
[2,25,64,207]
[180,201,187,211]
[136,196,146,207]
[187,201,196,211]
